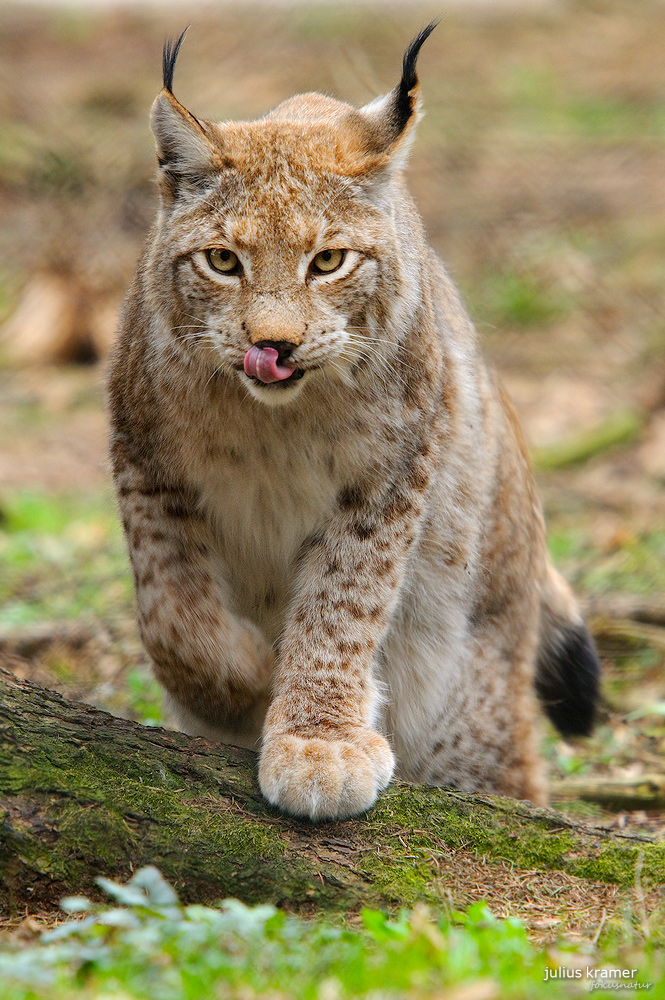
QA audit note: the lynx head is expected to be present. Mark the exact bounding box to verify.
[147,24,437,406]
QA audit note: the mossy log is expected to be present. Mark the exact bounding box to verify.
[1,668,664,919]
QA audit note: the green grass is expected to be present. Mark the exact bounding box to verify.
[125,668,165,726]
[0,867,662,1000]
[470,266,574,329]
[502,66,665,141]
[0,489,167,725]
[547,527,665,597]
[0,491,132,628]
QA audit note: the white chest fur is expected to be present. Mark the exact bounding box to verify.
[192,417,340,642]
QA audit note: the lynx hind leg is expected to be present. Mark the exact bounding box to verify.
[419,636,548,806]
[151,611,275,751]
[116,474,274,750]
[536,565,601,738]
[166,691,271,750]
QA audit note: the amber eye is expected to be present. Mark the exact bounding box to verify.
[311,249,346,275]
[206,248,241,274]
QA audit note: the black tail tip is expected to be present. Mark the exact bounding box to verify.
[536,624,601,738]
[162,27,189,94]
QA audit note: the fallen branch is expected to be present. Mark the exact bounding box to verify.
[585,596,665,630]
[589,616,665,655]
[553,775,665,812]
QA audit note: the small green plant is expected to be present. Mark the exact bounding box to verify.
[0,868,661,1000]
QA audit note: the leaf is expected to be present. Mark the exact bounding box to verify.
[128,866,180,907]
[218,899,278,935]
[60,895,92,914]
[95,877,148,907]
[361,908,410,941]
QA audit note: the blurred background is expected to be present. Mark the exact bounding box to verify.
[1,0,665,834]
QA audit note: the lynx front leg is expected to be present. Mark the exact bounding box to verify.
[259,455,431,820]
[259,545,397,821]
[117,472,273,748]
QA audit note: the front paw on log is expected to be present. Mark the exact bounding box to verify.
[258,729,394,821]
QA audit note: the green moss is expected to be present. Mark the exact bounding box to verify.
[372,789,576,872]
[0,714,362,914]
[6,741,283,872]
[370,785,663,890]
[58,802,137,866]
[357,843,440,909]
[569,848,637,887]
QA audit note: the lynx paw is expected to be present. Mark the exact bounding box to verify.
[258,730,394,821]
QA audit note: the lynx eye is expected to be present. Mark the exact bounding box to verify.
[311,249,346,275]
[206,248,241,275]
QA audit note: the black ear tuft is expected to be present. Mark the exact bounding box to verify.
[162,27,189,94]
[395,20,439,131]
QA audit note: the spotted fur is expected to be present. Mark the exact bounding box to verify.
[107,28,600,821]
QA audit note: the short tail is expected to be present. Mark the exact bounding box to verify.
[535,567,601,737]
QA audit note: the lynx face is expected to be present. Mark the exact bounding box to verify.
[148,108,412,407]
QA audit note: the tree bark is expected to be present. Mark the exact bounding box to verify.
[1,668,663,918]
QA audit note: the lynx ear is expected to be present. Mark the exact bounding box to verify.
[358,21,438,169]
[150,30,221,197]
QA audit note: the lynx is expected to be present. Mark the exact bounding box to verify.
[108,25,600,821]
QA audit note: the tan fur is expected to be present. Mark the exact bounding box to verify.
[108,37,593,820]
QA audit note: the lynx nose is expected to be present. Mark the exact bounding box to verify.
[248,317,304,349]
[253,340,294,363]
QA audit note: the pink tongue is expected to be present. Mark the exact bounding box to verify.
[243,346,295,384]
